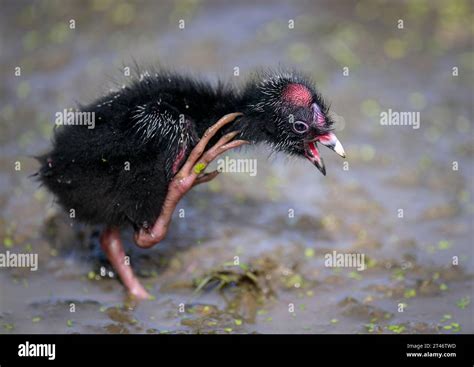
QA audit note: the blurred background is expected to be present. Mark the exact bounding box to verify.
[0,0,472,334]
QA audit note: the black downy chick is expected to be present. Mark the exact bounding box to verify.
[36,68,345,299]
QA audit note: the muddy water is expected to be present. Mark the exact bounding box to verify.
[0,0,472,334]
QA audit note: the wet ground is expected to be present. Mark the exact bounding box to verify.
[0,0,472,334]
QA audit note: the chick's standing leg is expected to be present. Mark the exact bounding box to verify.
[100,227,151,299]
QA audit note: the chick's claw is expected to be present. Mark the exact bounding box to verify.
[133,112,247,250]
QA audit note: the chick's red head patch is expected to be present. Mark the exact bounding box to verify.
[282,83,313,107]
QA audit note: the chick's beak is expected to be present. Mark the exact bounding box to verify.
[304,132,346,176]
[304,141,326,175]
[318,132,346,158]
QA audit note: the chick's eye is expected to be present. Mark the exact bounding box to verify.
[292,121,309,134]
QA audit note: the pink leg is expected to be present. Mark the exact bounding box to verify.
[134,112,248,248]
[100,227,151,299]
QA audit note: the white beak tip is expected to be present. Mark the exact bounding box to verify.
[334,140,346,158]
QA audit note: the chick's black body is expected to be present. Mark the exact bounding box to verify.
[39,72,230,228]
[37,69,333,230]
